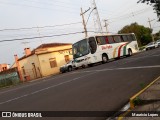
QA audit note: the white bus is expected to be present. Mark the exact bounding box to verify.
[72,33,139,67]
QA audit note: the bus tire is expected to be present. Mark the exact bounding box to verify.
[88,64,93,67]
[68,66,72,72]
[82,64,86,68]
[102,54,108,64]
[128,49,132,56]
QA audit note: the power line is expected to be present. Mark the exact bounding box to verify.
[107,7,152,24]
[0,22,82,32]
[0,1,79,14]
[23,0,79,9]
[108,7,151,20]
[153,26,160,28]
[0,31,83,43]
[0,27,84,39]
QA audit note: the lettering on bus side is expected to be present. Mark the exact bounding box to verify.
[101,45,112,50]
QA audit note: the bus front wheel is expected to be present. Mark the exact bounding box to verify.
[102,54,108,64]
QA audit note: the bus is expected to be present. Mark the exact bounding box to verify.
[72,33,139,67]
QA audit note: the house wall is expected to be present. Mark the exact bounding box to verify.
[38,46,72,76]
[18,55,42,81]
[0,64,9,72]
[17,44,72,80]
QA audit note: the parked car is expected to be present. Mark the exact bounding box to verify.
[156,39,160,46]
[60,60,75,73]
[145,42,158,51]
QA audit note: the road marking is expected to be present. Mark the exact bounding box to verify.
[74,65,160,73]
[0,72,97,105]
[124,54,160,61]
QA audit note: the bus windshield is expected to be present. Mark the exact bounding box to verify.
[72,39,89,59]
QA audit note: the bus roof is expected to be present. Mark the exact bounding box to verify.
[74,33,135,43]
[88,33,135,38]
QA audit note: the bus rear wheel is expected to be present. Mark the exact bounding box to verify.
[102,54,108,64]
[128,49,132,56]
[88,64,93,67]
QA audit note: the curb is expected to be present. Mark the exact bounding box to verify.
[117,75,160,120]
[130,75,160,109]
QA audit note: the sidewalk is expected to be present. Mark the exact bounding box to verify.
[119,76,160,120]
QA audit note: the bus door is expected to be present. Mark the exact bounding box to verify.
[88,37,98,62]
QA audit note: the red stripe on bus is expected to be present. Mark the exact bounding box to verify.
[118,43,127,57]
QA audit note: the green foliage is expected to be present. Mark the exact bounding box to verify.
[118,22,152,46]
[139,46,146,51]
[140,82,145,89]
[138,0,160,21]
[133,97,143,106]
[154,31,160,40]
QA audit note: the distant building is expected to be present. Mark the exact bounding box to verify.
[0,63,9,72]
[12,43,72,81]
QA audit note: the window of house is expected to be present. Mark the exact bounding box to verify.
[49,58,57,68]
[22,66,26,75]
[64,55,70,63]
[2,67,7,71]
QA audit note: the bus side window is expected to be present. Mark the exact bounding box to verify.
[96,37,101,45]
[89,37,97,54]
[120,35,124,42]
[107,36,115,44]
[122,35,128,42]
[105,37,109,44]
[96,36,106,45]
[127,35,133,41]
[114,36,121,43]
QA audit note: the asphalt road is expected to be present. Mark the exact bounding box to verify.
[0,48,160,120]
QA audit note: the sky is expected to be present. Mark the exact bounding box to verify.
[0,0,160,66]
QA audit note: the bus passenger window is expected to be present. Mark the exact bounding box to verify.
[96,36,106,45]
[107,36,115,44]
[127,35,133,41]
[89,37,97,54]
[122,35,128,42]
[120,36,124,42]
[96,37,101,45]
[114,36,121,43]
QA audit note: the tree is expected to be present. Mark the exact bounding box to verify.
[138,0,160,21]
[118,23,152,46]
[153,30,160,40]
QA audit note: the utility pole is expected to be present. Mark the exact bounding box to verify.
[91,0,103,34]
[104,19,109,34]
[80,7,90,38]
[148,18,155,42]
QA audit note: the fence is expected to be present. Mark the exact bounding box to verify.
[0,68,20,88]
